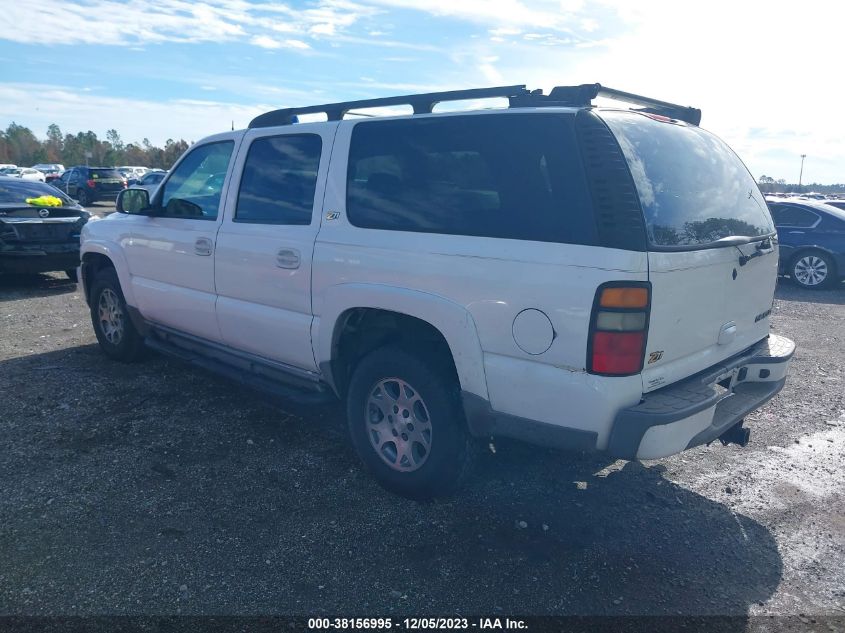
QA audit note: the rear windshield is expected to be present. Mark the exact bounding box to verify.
[90,168,124,179]
[0,180,74,206]
[601,111,775,248]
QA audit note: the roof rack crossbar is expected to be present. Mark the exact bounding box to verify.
[249,85,528,128]
[594,85,702,126]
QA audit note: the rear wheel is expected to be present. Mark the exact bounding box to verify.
[76,187,90,206]
[65,268,78,283]
[791,251,835,289]
[89,267,145,361]
[346,346,472,499]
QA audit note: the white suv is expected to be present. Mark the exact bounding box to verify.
[79,83,794,499]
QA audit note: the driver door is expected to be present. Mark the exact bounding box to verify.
[123,138,238,342]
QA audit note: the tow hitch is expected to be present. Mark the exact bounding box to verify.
[719,420,750,447]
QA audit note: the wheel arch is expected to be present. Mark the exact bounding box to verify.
[80,241,135,307]
[314,284,489,402]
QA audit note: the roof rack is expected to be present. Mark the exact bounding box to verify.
[594,85,701,126]
[248,82,701,129]
[510,83,702,125]
[249,85,529,128]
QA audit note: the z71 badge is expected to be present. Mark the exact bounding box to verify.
[648,350,664,364]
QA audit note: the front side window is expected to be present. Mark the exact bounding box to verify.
[601,111,775,248]
[346,114,591,243]
[235,134,322,225]
[160,141,234,220]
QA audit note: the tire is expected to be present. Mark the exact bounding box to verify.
[76,187,90,207]
[791,251,836,289]
[346,345,473,500]
[89,267,145,361]
[65,268,78,283]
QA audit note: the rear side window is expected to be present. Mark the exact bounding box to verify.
[769,204,819,228]
[601,111,775,248]
[346,114,594,244]
[236,134,322,225]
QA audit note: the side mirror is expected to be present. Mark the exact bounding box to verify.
[116,188,150,214]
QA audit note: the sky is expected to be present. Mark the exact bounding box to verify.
[0,0,841,184]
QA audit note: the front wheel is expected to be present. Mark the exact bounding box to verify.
[791,251,835,289]
[346,346,473,500]
[89,267,145,361]
[65,268,78,283]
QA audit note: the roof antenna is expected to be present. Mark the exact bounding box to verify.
[231,120,234,131]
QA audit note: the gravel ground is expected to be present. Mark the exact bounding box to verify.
[0,272,843,619]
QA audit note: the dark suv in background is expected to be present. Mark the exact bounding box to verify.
[767,197,845,289]
[52,166,127,206]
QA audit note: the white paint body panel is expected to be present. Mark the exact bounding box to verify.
[214,123,338,370]
[643,246,778,392]
[312,117,649,436]
[125,216,222,341]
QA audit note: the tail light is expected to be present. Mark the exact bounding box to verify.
[86,179,96,188]
[587,282,651,376]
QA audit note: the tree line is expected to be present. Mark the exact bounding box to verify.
[757,175,844,195]
[0,122,190,170]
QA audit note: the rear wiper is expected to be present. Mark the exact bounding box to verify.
[737,237,774,266]
[709,235,759,246]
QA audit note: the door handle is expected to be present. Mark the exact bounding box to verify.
[788,231,805,234]
[276,248,301,269]
[194,237,213,256]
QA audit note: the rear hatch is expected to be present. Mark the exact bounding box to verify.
[89,168,126,195]
[600,110,778,392]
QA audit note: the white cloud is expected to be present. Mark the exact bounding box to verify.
[250,35,311,50]
[431,0,845,182]
[0,83,270,146]
[0,0,373,51]
[250,35,283,49]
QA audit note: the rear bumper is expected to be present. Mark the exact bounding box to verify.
[91,190,122,201]
[607,334,795,459]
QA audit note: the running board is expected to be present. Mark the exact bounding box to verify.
[145,326,336,405]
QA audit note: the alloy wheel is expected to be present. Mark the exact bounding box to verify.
[794,255,828,287]
[365,377,433,472]
[97,288,124,345]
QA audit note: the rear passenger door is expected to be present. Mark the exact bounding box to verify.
[770,203,821,266]
[214,123,336,371]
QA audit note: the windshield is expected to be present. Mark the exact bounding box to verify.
[0,180,74,206]
[601,110,775,248]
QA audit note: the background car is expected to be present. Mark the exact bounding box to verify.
[117,166,149,181]
[823,199,845,211]
[0,177,90,280]
[51,166,127,206]
[32,163,65,182]
[18,168,46,182]
[767,197,845,289]
[131,169,167,193]
[0,167,45,181]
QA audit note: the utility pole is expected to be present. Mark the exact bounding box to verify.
[799,154,806,187]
